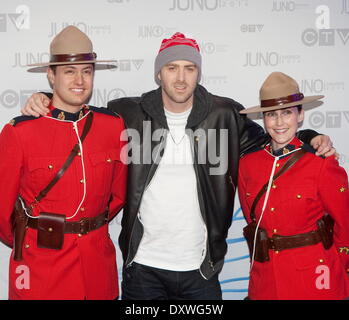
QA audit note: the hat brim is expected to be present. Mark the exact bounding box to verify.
[27,60,118,73]
[240,95,324,114]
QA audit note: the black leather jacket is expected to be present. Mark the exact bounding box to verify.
[107,85,317,279]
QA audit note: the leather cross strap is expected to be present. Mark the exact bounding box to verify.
[250,148,307,222]
[31,111,94,207]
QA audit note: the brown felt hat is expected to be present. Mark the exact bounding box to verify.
[27,25,117,73]
[240,72,324,114]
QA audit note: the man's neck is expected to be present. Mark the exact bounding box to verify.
[164,104,191,114]
[161,93,193,114]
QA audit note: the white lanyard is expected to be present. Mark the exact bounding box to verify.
[22,112,90,219]
[250,146,302,271]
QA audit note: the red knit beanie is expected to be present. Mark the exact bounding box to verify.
[154,32,202,85]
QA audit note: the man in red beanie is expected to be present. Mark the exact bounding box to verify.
[21,32,334,300]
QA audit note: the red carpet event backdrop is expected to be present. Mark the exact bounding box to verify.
[0,0,348,300]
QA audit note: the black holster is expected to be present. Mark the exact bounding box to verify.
[12,197,29,261]
[317,214,334,250]
[243,221,270,263]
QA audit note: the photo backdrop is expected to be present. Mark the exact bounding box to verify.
[0,0,348,300]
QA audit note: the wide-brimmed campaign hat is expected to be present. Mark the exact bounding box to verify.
[240,72,324,114]
[27,25,117,73]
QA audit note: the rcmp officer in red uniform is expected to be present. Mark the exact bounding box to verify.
[238,72,349,300]
[0,26,127,300]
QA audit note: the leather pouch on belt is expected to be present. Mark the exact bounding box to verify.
[37,212,66,250]
[243,222,270,262]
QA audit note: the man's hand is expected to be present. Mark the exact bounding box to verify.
[21,93,50,117]
[310,135,336,157]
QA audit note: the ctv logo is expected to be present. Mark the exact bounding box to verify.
[0,5,30,32]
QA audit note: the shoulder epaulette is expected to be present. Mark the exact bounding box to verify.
[89,106,120,118]
[301,143,325,159]
[8,115,38,127]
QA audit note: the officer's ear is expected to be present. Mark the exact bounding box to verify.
[47,67,55,89]
[298,108,305,123]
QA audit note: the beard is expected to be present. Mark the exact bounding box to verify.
[161,81,196,104]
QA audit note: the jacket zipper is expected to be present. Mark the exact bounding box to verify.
[229,175,236,193]
[188,130,213,279]
[125,128,166,267]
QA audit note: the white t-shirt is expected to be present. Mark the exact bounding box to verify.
[133,107,207,271]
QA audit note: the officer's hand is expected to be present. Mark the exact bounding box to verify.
[21,93,50,117]
[310,135,336,157]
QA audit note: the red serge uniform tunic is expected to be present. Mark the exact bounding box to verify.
[0,105,127,300]
[238,137,349,300]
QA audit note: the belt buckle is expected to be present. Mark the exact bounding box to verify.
[79,217,90,235]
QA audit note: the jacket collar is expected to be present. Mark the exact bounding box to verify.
[139,84,212,129]
[47,103,89,122]
[265,136,304,158]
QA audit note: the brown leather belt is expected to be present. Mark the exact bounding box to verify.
[268,229,322,252]
[244,215,334,262]
[27,211,109,235]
